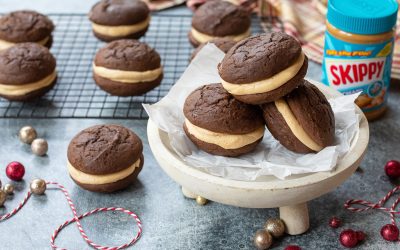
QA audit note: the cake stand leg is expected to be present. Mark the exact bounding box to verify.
[279,202,310,235]
[181,186,197,199]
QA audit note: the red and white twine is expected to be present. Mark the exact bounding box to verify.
[0,181,142,249]
[344,185,400,226]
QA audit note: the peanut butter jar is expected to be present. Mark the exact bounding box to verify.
[322,0,398,121]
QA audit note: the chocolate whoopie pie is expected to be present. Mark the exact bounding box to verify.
[218,32,308,105]
[93,39,163,96]
[190,38,237,61]
[0,10,54,50]
[183,83,265,157]
[89,0,150,42]
[261,80,335,153]
[0,43,57,101]
[189,0,251,47]
[67,124,144,193]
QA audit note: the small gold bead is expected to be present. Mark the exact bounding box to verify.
[31,138,48,156]
[30,179,47,195]
[3,183,14,195]
[19,126,37,144]
[196,196,208,205]
[254,229,273,249]
[264,218,286,238]
[0,190,6,207]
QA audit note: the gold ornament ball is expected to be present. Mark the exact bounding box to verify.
[0,190,6,206]
[3,183,14,195]
[30,179,47,195]
[19,126,37,144]
[31,138,48,156]
[254,229,273,250]
[264,218,286,238]
[196,196,208,205]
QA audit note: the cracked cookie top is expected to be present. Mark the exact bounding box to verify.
[0,43,56,85]
[192,0,251,36]
[183,83,264,134]
[0,10,54,43]
[218,32,302,84]
[94,39,161,71]
[67,124,143,175]
[89,0,149,26]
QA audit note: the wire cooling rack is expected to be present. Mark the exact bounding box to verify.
[0,13,264,119]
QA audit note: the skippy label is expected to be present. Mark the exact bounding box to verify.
[322,32,394,112]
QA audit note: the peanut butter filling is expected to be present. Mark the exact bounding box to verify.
[274,98,323,152]
[93,64,162,83]
[67,158,140,185]
[0,70,56,96]
[0,36,50,50]
[185,118,264,149]
[190,27,251,44]
[91,17,150,37]
[221,52,305,95]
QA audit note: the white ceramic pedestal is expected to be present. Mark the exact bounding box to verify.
[147,82,369,235]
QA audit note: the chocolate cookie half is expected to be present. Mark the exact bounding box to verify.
[183,83,265,157]
[89,0,150,42]
[218,32,308,105]
[93,39,163,96]
[190,38,237,61]
[67,124,144,193]
[261,80,335,153]
[189,0,251,47]
[0,11,54,51]
[0,43,57,101]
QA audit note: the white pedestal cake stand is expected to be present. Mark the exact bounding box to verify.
[147,82,369,235]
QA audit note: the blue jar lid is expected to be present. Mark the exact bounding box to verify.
[327,0,398,35]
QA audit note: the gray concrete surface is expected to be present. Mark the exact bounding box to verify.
[0,1,400,250]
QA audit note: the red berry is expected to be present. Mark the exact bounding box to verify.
[284,245,301,250]
[329,217,341,228]
[384,160,400,179]
[5,161,25,181]
[380,224,399,241]
[340,229,359,248]
[356,231,366,241]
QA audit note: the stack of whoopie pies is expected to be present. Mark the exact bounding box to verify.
[89,0,164,97]
[0,11,57,101]
[0,0,163,101]
[183,32,335,156]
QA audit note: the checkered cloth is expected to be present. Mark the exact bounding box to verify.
[144,0,186,11]
[259,0,400,79]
